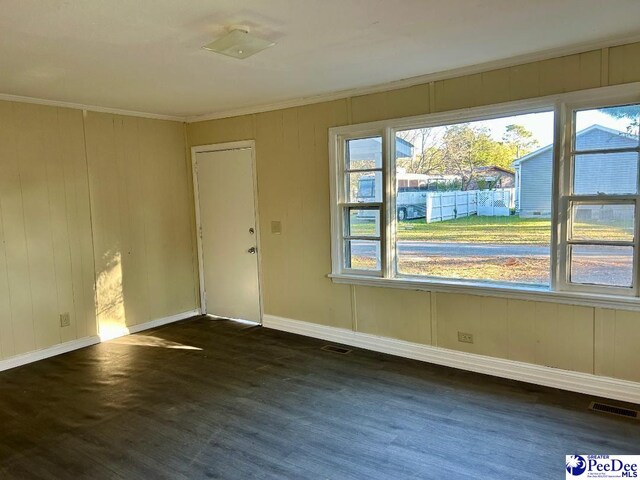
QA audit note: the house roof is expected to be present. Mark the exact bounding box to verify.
[474,165,515,175]
[511,124,639,167]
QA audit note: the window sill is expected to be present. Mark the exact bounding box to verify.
[328,273,640,311]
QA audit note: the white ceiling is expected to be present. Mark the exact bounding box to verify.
[1,0,640,119]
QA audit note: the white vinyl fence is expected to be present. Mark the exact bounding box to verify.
[426,188,515,223]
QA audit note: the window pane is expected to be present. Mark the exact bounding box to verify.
[573,152,638,195]
[575,104,640,151]
[346,137,382,170]
[571,204,635,242]
[570,245,633,287]
[345,240,380,270]
[394,111,554,285]
[346,208,380,237]
[347,171,382,203]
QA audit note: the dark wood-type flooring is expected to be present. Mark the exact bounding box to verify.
[0,316,638,479]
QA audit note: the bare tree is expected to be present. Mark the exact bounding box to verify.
[397,123,537,190]
[396,128,444,174]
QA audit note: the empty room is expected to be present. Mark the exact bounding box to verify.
[1,1,640,478]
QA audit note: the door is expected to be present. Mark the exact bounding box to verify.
[194,146,261,323]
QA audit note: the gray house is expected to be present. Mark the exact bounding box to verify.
[347,136,413,165]
[513,125,639,217]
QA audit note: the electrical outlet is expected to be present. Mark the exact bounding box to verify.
[458,331,473,344]
[59,312,71,327]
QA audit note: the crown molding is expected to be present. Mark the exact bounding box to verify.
[0,92,186,122]
[186,32,640,123]
[2,33,639,125]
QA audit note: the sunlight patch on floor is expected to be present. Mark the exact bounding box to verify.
[109,335,202,350]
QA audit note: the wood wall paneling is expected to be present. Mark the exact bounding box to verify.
[186,40,640,382]
[85,113,197,337]
[354,286,431,345]
[0,40,637,377]
[595,308,640,382]
[609,43,640,85]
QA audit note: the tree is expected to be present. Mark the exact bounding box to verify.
[398,123,538,190]
[502,124,539,158]
[439,124,497,190]
[396,128,444,174]
[600,105,640,135]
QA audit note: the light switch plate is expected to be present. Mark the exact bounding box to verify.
[271,220,282,234]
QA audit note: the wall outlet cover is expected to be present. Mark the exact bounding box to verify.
[59,312,71,328]
[458,331,474,344]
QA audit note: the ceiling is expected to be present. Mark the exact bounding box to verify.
[1,0,640,119]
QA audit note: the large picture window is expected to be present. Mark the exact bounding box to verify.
[393,112,553,286]
[329,86,640,305]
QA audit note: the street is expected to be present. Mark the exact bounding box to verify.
[350,241,625,258]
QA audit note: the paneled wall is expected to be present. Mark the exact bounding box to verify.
[85,112,198,339]
[187,41,640,383]
[0,102,96,358]
[0,103,197,359]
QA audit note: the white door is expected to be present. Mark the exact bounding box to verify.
[194,147,261,323]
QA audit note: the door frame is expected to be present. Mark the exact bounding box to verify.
[191,140,264,324]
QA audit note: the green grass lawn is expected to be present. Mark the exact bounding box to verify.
[397,216,551,244]
[350,214,632,244]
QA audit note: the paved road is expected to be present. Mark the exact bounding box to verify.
[351,241,623,257]
[398,242,549,257]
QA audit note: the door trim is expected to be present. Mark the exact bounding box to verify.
[191,140,264,324]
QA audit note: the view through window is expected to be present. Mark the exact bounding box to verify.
[344,137,383,271]
[566,104,640,289]
[392,112,554,285]
[339,96,640,296]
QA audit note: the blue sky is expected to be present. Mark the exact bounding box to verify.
[402,107,636,154]
[476,109,634,147]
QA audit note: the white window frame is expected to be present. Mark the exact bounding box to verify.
[557,95,640,297]
[328,82,640,310]
[330,129,387,277]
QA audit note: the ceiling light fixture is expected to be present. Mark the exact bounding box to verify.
[203,26,275,60]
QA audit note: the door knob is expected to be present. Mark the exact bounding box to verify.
[247,247,257,254]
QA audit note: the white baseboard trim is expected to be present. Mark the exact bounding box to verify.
[0,335,101,373]
[0,309,201,373]
[263,314,640,405]
[126,309,201,335]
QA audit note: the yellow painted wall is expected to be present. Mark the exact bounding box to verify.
[0,102,97,357]
[187,42,640,383]
[85,112,198,338]
[0,103,198,359]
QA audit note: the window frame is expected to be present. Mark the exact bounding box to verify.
[556,96,640,297]
[328,83,640,309]
[330,129,387,277]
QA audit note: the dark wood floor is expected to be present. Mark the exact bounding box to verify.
[0,316,638,479]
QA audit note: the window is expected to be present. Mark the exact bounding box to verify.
[329,86,640,305]
[340,136,384,274]
[559,103,640,295]
[394,113,553,286]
